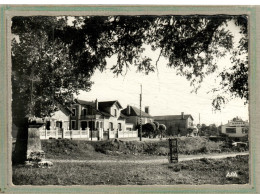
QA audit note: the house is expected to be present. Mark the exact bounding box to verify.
[70,99,137,140]
[40,102,72,139]
[40,99,152,140]
[221,117,249,137]
[154,112,194,136]
[121,105,154,130]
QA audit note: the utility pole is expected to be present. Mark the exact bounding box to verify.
[199,113,200,126]
[140,84,142,141]
[91,105,93,141]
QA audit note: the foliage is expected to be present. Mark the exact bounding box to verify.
[142,123,156,137]
[11,15,248,125]
[11,17,93,127]
[153,121,159,129]
[187,127,194,136]
[159,124,167,138]
[199,124,220,136]
[159,124,166,131]
[39,137,224,159]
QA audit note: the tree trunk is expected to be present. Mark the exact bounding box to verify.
[12,118,28,164]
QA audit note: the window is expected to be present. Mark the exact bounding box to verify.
[96,122,100,128]
[100,122,103,128]
[72,108,76,116]
[127,127,132,131]
[109,122,113,130]
[56,121,62,128]
[46,121,50,130]
[118,123,122,131]
[226,128,236,133]
[81,121,87,130]
[242,128,249,134]
[114,109,117,117]
[82,108,87,116]
[71,121,76,130]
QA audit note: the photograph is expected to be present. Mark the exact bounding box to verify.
[10,13,250,187]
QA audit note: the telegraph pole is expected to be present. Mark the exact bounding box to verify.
[91,105,93,141]
[199,113,200,126]
[140,84,142,141]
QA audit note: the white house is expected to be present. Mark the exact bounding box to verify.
[221,117,249,137]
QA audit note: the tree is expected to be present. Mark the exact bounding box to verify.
[12,17,93,127]
[198,124,219,136]
[12,16,94,163]
[142,123,156,138]
[158,124,167,138]
[187,127,194,136]
[12,15,248,123]
[12,15,248,162]
[199,124,208,136]
[152,121,160,138]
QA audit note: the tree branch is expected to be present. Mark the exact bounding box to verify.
[155,49,162,77]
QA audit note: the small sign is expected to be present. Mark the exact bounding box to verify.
[169,138,178,163]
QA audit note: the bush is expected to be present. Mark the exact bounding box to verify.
[142,123,156,137]
[156,147,169,156]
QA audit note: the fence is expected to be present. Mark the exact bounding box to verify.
[118,130,138,138]
[40,128,138,140]
[40,128,91,140]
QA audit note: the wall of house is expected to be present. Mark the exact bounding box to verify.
[52,110,70,122]
[186,117,193,128]
[155,119,189,136]
[70,104,81,130]
[221,125,248,137]
[103,116,125,132]
[102,104,126,132]
[125,116,138,129]
[45,110,70,131]
[125,123,134,131]
[125,116,154,130]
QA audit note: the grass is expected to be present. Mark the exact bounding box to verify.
[12,155,249,185]
[41,137,232,160]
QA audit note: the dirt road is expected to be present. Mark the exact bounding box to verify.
[49,152,249,164]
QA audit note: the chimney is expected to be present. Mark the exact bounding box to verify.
[181,112,184,119]
[145,106,149,114]
[127,105,131,115]
[95,99,98,110]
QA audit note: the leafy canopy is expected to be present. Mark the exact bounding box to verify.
[11,15,248,125]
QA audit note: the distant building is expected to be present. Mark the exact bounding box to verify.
[121,105,154,129]
[154,112,194,136]
[221,117,249,137]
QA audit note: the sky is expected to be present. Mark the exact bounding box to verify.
[76,20,249,126]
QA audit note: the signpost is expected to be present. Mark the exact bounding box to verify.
[168,138,178,163]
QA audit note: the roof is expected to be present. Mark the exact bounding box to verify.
[121,106,153,118]
[98,101,123,109]
[75,99,124,117]
[75,99,94,106]
[75,99,122,109]
[118,112,127,120]
[56,102,73,116]
[154,114,194,121]
[99,111,114,117]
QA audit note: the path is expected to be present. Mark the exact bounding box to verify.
[49,152,249,164]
